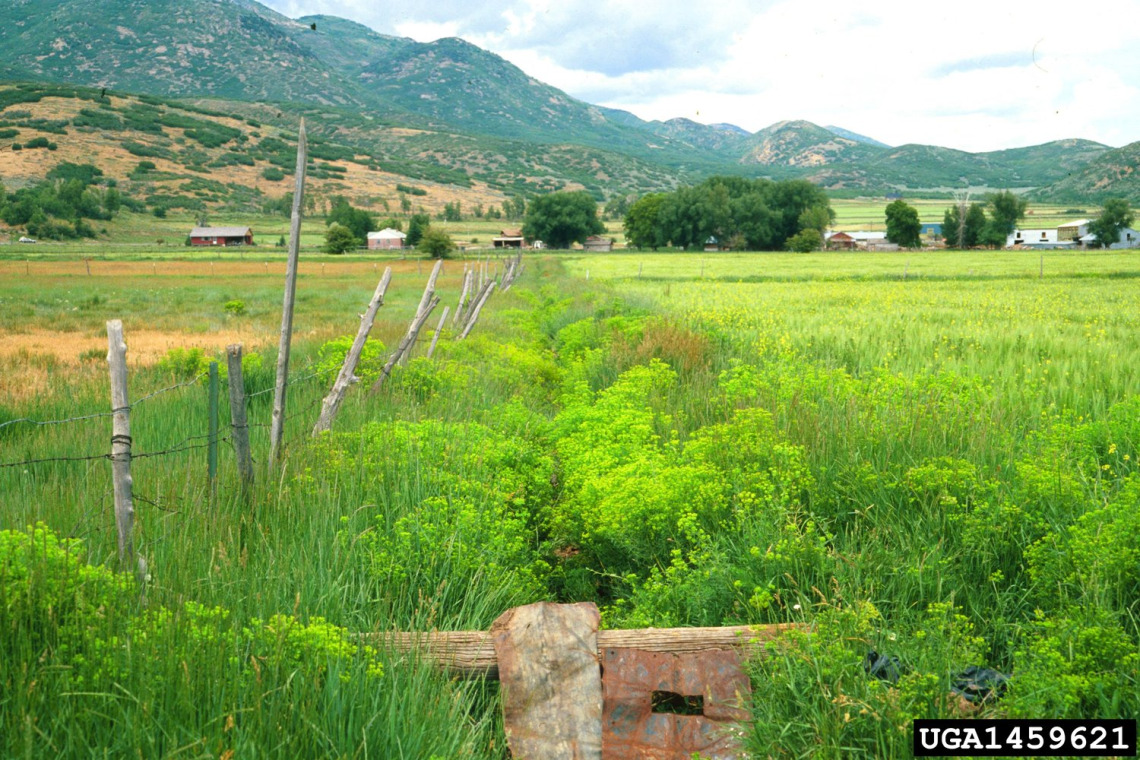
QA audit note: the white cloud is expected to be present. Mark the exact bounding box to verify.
[259,0,1140,151]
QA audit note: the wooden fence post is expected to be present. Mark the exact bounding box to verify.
[270,118,308,463]
[399,259,442,367]
[313,267,392,435]
[369,261,441,393]
[459,281,496,340]
[226,344,254,490]
[370,296,441,393]
[453,269,473,325]
[106,320,135,569]
[426,305,450,359]
[403,297,440,362]
[207,361,219,488]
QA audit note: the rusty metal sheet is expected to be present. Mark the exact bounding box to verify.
[492,602,603,760]
[601,647,751,760]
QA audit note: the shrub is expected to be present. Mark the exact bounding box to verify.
[156,347,206,379]
[322,222,357,254]
[24,136,57,150]
[787,228,823,252]
[416,225,456,258]
[314,334,387,385]
[223,299,246,316]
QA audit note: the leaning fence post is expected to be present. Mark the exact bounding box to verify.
[106,320,135,570]
[313,267,392,435]
[426,305,450,359]
[208,361,219,488]
[453,269,473,326]
[370,296,441,394]
[226,345,254,490]
[270,118,308,463]
[459,281,496,340]
[396,258,442,368]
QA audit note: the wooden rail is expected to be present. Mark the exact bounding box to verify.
[367,623,802,679]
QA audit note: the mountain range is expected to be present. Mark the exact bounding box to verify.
[0,0,1135,202]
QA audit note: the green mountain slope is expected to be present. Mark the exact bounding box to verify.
[0,0,1127,200]
[740,120,883,167]
[0,0,373,107]
[1030,141,1140,203]
[980,139,1111,186]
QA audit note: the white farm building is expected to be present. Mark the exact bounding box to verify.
[367,228,406,250]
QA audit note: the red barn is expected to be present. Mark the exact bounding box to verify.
[190,226,254,247]
[826,231,856,251]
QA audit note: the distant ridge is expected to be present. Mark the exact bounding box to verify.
[825,125,891,148]
[0,0,1127,199]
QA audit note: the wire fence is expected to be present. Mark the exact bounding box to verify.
[0,363,331,471]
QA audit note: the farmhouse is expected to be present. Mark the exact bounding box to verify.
[844,231,898,251]
[583,235,613,252]
[189,226,253,247]
[367,228,406,250]
[493,229,526,249]
[1006,228,1070,248]
[825,231,856,250]
[1079,227,1140,249]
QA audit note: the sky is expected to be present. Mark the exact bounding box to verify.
[260,0,1140,152]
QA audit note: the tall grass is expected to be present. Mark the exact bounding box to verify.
[2,252,1138,757]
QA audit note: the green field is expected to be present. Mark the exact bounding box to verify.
[2,249,1138,757]
[828,197,1094,231]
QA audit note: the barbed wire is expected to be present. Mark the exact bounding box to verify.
[246,365,334,399]
[131,370,211,407]
[0,433,231,470]
[0,452,110,469]
[2,363,328,469]
[0,411,116,432]
[134,434,231,459]
[0,370,210,433]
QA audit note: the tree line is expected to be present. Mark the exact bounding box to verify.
[622,177,834,252]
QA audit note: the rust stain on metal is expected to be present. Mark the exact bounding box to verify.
[492,602,603,760]
[601,647,751,760]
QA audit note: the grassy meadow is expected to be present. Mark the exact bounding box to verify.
[1,246,1138,758]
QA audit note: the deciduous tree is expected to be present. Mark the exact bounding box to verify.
[1087,198,1134,248]
[417,225,456,258]
[522,190,604,249]
[787,229,823,252]
[326,197,375,245]
[981,190,1027,247]
[623,193,667,250]
[322,222,357,254]
[406,213,430,247]
[885,199,921,248]
[943,202,986,248]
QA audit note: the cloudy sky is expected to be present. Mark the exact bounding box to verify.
[261,0,1140,152]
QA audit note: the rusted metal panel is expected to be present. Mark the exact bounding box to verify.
[492,602,603,760]
[602,647,751,760]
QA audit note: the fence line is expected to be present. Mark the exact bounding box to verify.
[1,252,522,472]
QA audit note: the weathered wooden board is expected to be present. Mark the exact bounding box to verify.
[375,622,800,679]
[492,602,603,760]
